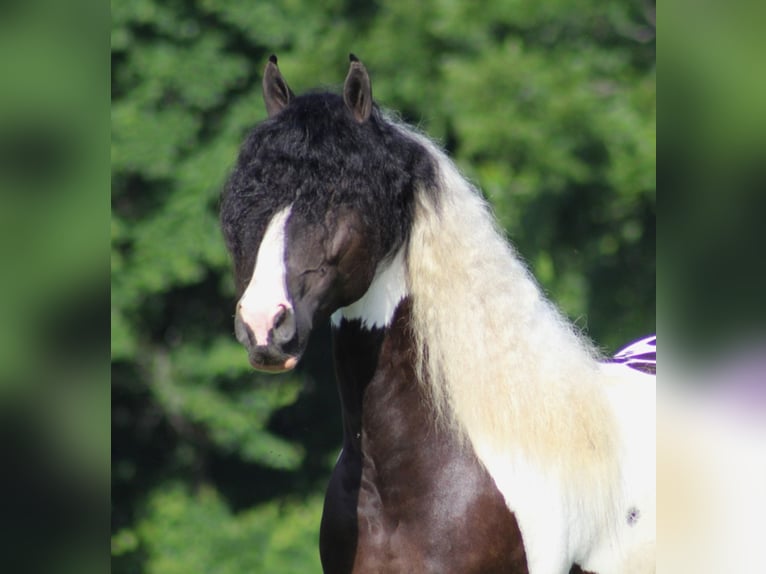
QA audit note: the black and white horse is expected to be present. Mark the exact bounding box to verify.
[221,55,655,574]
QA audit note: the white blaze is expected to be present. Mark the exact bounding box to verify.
[237,205,293,345]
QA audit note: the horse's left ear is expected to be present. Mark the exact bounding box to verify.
[343,54,372,123]
[263,54,294,117]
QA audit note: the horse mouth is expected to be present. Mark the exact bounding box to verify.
[248,354,299,373]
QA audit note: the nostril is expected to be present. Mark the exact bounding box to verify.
[271,305,296,345]
[273,304,287,329]
[234,312,255,347]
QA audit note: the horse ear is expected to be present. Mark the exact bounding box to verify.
[343,54,372,123]
[263,54,294,117]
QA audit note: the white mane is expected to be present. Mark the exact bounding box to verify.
[405,129,616,476]
[399,124,655,572]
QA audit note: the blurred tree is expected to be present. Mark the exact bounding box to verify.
[111,0,654,571]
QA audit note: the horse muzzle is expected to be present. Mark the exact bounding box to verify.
[235,303,300,373]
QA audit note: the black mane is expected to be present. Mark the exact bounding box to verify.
[220,91,436,291]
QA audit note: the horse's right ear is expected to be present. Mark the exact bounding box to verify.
[262,54,294,117]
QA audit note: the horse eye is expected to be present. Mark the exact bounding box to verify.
[319,265,327,277]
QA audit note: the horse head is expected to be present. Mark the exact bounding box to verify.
[220,55,434,372]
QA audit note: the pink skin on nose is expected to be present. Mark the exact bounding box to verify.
[238,302,288,347]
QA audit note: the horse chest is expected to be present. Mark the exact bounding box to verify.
[320,446,528,574]
[322,302,526,572]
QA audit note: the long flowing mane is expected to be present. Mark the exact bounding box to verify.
[401,124,623,520]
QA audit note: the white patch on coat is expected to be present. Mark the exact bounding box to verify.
[331,247,407,329]
[581,363,657,574]
[237,205,293,345]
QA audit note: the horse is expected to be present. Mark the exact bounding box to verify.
[220,54,655,574]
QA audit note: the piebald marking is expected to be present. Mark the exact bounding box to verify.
[331,247,408,329]
[237,205,293,345]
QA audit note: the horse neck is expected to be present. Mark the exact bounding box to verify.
[331,298,444,461]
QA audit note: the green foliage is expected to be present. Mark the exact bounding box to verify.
[112,0,654,571]
[114,486,323,574]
